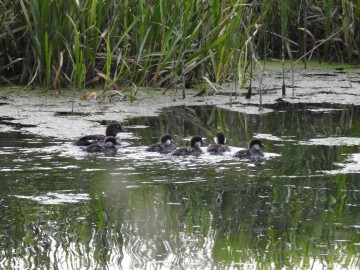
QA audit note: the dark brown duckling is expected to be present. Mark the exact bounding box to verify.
[171,135,203,156]
[233,138,265,164]
[84,136,121,154]
[146,134,176,154]
[206,131,231,155]
[74,121,127,146]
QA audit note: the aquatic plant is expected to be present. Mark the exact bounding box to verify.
[0,0,359,90]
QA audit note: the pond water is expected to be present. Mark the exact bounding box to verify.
[1,102,360,269]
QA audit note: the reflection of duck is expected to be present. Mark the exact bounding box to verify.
[206,131,230,155]
[146,134,176,154]
[234,138,265,164]
[84,136,121,154]
[74,122,127,146]
[171,136,203,156]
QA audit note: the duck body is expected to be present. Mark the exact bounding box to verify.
[172,135,203,156]
[74,122,126,146]
[207,144,231,155]
[206,131,230,155]
[84,136,121,154]
[234,138,265,164]
[146,134,176,154]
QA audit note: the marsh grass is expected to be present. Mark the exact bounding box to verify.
[1,1,359,90]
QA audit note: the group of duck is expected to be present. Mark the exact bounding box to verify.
[74,121,266,163]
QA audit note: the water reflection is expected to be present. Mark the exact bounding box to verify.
[1,102,360,269]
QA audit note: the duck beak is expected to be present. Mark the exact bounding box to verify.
[120,127,128,132]
[260,143,266,148]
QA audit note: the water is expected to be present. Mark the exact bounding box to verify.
[1,103,360,269]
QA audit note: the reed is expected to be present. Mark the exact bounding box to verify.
[1,0,359,90]
[324,0,334,61]
[280,0,291,95]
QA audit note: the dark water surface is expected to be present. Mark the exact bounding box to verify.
[1,103,360,269]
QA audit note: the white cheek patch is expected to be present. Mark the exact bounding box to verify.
[253,144,260,150]
[195,141,202,148]
[214,137,218,144]
[165,139,171,145]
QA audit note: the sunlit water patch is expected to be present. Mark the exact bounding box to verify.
[218,104,274,114]
[299,136,360,146]
[325,154,360,174]
[14,192,90,204]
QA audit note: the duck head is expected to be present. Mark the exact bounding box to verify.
[160,134,173,145]
[248,138,265,150]
[104,136,122,146]
[105,122,127,136]
[214,131,226,145]
[190,135,203,148]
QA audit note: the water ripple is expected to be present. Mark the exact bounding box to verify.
[14,192,90,204]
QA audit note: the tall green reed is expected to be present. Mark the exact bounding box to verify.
[280,0,291,95]
[2,0,359,90]
[324,0,334,61]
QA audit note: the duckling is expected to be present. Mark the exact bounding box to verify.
[234,138,265,164]
[206,131,230,155]
[74,121,127,146]
[146,134,176,154]
[171,135,203,156]
[84,136,121,154]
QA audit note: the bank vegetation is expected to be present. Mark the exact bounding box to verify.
[0,0,359,91]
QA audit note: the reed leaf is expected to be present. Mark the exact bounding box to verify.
[1,0,358,89]
[67,14,85,89]
[44,31,52,88]
[324,0,334,60]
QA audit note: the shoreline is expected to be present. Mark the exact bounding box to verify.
[1,68,359,140]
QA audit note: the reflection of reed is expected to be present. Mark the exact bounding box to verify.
[128,103,360,149]
[4,169,359,269]
[2,103,360,269]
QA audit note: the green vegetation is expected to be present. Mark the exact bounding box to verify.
[0,0,359,90]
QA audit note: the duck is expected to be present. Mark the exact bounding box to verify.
[74,121,127,146]
[233,138,265,164]
[206,131,231,155]
[84,136,121,154]
[146,134,176,154]
[171,135,203,156]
